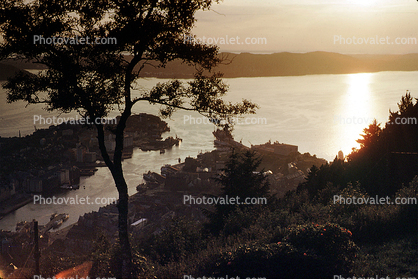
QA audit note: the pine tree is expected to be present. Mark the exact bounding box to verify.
[206,150,271,234]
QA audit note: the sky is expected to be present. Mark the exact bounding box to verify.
[192,0,418,54]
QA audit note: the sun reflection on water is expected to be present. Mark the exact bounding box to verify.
[335,73,375,158]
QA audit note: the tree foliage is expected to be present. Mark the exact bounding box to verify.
[0,1,258,277]
[300,92,417,198]
[206,150,271,234]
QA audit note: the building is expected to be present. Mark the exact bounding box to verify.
[274,143,298,156]
[57,169,70,184]
[124,135,134,148]
[75,145,84,162]
[62,129,74,136]
[0,183,15,203]
[1,238,11,255]
[161,165,179,177]
[215,161,226,172]
[29,177,43,193]
[84,152,97,163]
[251,140,298,156]
[104,139,116,152]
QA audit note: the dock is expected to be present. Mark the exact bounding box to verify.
[41,213,69,234]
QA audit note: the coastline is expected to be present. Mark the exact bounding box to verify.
[0,194,33,216]
[4,52,418,81]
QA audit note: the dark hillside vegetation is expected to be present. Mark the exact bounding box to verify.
[33,95,418,278]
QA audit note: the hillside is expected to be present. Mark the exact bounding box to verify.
[135,51,418,78]
[3,52,418,79]
[0,63,32,81]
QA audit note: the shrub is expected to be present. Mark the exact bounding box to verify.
[329,182,368,216]
[284,222,358,275]
[395,175,418,233]
[141,217,204,265]
[210,223,358,278]
[298,202,330,223]
[213,242,306,278]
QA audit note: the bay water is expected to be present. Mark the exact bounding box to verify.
[0,71,417,231]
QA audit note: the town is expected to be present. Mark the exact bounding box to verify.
[0,115,327,278]
[0,113,181,216]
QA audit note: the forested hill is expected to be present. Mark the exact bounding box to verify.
[0,63,33,81]
[3,51,418,79]
[134,51,418,78]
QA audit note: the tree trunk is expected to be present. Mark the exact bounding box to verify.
[95,123,134,278]
[114,171,134,279]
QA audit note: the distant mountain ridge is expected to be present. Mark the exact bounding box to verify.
[135,51,418,78]
[2,52,418,79]
[0,63,33,81]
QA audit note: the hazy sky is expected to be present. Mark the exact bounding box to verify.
[192,0,418,54]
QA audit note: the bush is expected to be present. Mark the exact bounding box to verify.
[210,223,358,279]
[141,217,204,265]
[329,176,418,243]
[395,175,418,233]
[284,222,358,275]
[329,182,368,216]
[213,242,308,278]
[90,231,155,278]
[298,202,330,223]
[353,235,418,277]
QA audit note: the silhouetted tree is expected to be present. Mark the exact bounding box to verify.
[349,92,417,195]
[298,158,347,202]
[384,91,418,189]
[0,1,257,277]
[301,92,417,198]
[356,119,382,149]
[207,150,271,234]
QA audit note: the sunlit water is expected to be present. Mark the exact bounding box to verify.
[0,71,417,231]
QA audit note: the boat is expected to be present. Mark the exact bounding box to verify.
[79,168,97,176]
[60,184,80,190]
[50,213,69,230]
[15,221,28,231]
[60,184,69,189]
[52,219,63,229]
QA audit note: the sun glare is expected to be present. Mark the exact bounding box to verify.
[337,73,375,157]
[347,73,373,99]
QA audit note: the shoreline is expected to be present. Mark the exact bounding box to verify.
[0,194,33,216]
[137,69,418,79]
